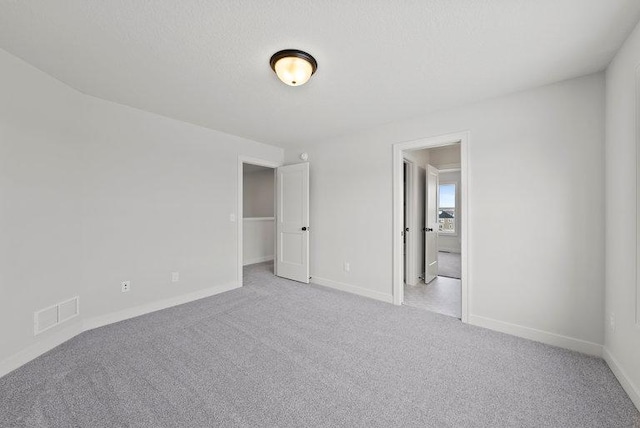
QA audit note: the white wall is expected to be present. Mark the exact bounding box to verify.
[604,19,640,409]
[243,167,275,265]
[0,48,284,374]
[0,49,84,364]
[286,73,605,353]
[78,96,282,321]
[243,168,275,218]
[243,219,275,265]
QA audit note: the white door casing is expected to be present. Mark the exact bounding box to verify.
[425,164,439,283]
[276,162,310,283]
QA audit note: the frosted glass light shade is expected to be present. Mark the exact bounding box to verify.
[274,56,313,86]
[270,50,317,87]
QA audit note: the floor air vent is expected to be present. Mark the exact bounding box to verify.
[34,296,79,335]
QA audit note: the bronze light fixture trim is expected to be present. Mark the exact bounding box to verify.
[270,49,318,86]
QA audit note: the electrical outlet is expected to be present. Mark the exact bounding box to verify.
[609,313,615,332]
[121,281,131,293]
[344,262,350,272]
[171,271,180,282]
[230,213,236,222]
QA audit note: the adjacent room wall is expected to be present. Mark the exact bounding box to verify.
[403,147,462,274]
[243,218,275,266]
[604,19,640,409]
[243,167,275,265]
[425,145,462,254]
[0,48,284,375]
[286,72,605,354]
[243,167,275,218]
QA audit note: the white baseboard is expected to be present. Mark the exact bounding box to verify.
[83,281,239,331]
[0,281,239,379]
[311,276,393,304]
[243,255,274,266]
[603,347,640,412]
[469,314,603,357]
[0,321,83,378]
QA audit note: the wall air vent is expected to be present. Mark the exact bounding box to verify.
[34,296,79,335]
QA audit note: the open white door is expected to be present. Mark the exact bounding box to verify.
[425,165,439,283]
[276,163,310,283]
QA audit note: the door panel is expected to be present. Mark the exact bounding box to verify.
[425,165,439,283]
[282,170,304,222]
[276,163,309,283]
[281,232,303,264]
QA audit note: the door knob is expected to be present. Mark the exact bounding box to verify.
[405,227,409,232]
[301,227,308,231]
[424,227,433,232]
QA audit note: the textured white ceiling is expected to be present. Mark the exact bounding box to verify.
[1,1,639,148]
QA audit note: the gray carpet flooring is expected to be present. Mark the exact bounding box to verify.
[438,251,461,279]
[1,262,638,427]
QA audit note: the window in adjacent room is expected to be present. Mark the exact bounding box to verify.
[438,183,456,234]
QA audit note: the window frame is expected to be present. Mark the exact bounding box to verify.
[437,179,459,237]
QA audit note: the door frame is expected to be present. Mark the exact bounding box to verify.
[392,131,470,323]
[237,156,283,287]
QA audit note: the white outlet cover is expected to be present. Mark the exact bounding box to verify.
[230,213,236,222]
[610,314,615,331]
[171,272,179,282]
[121,281,131,292]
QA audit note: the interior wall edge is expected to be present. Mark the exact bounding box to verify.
[603,12,640,415]
[603,348,640,411]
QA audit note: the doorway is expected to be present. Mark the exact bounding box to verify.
[237,156,310,287]
[242,163,276,267]
[392,132,469,322]
[404,145,461,318]
[236,156,281,286]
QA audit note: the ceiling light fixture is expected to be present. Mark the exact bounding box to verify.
[270,49,317,87]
